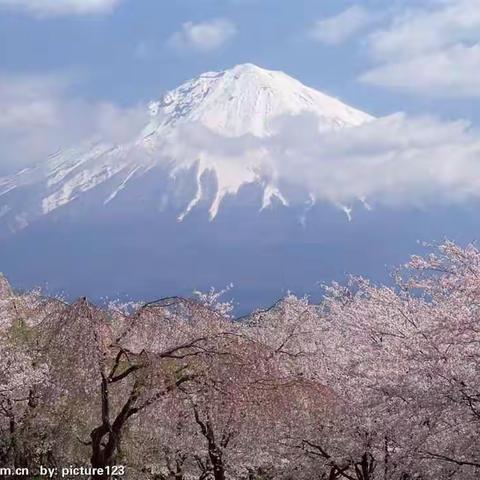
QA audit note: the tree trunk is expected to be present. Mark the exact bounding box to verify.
[90,427,122,480]
[208,444,225,480]
[355,452,375,480]
[89,374,138,479]
[193,407,226,480]
[328,467,340,480]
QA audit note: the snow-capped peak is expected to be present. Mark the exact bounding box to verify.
[0,64,373,229]
[147,63,372,138]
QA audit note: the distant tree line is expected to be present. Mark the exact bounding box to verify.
[1,241,480,479]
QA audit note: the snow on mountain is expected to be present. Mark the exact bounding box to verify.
[0,64,373,230]
[147,63,371,137]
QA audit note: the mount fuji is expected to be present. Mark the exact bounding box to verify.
[0,64,475,312]
[0,64,372,232]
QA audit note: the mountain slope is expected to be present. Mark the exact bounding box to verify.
[0,64,373,232]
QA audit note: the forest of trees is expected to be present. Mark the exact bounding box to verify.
[2,241,480,479]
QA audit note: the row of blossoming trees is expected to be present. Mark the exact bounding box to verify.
[1,242,480,479]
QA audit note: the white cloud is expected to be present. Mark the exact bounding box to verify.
[361,0,480,96]
[0,0,120,17]
[309,6,375,45]
[361,44,480,97]
[268,113,480,208]
[368,0,480,60]
[0,74,66,130]
[0,73,147,174]
[169,19,237,52]
[162,112,480,215]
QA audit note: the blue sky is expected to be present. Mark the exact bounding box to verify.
[2,0,380,109]
[1,0,476,116]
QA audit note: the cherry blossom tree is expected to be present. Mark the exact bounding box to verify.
[312,242,480,479]
[0,275,51,471]
[2,242,480,479]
